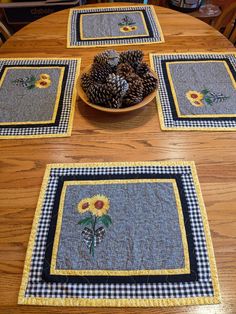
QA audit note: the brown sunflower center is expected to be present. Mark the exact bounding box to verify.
[82,202,89,209]
[40,81,47,86]
[190,93,198,99]
[94,200,104,210]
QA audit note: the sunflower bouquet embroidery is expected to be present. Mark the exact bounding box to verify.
[118,15,137,33]
[186,89,229,107]
[12,73,51,90]
[77,195,112,256]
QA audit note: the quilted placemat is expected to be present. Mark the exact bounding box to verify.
[19,161,220,307]
[150,52,236,131]
[0,58,81,139]
[67,5,164,48]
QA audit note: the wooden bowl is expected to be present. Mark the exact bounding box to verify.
[77,65,158,113]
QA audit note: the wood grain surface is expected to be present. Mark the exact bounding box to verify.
[0,3,236,314]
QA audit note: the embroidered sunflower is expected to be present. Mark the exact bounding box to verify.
[120,25,138,32]
[77,198,91,214]
[77,194,112,256]
[90,194,110,217]
[35,79,51,89]
[40,73,50,80]
[130,26,137,31]
[190,100,204,107]
[186,90,204,102]
[119,15,137,33]
[120,26,132,33]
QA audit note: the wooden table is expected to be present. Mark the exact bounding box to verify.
[0,3,235,314]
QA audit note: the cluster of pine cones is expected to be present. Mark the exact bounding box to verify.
[81,49,158,109]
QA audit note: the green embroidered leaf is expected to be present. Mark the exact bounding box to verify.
[30,76,36,83]
[118,23,124,26]
[78,216,93,226]
[105,215,112,224]
[201,89,209,95]
[27,84,35,90]
[100,217,109,228]
[204,97,212,105]
[100,215,112,228]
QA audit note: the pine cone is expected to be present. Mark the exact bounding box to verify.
[106,73,129,98]
[116,62,134,79]
[90,62,113,83]
[142,73,158,97]
[86,83,114,107]
[135,62,150,77]
[107,96,122,109]
[85,74,128,108]
[123,80,144,107]
[119,50,144,67]
[81,73,94,93]
[94,50,120,68]
[83,49,153,109]
[125,72,142,84]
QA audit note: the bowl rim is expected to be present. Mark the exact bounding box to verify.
[77,65,158,113]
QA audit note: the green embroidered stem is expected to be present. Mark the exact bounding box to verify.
[12,76,36,89]
[90,216,97,257]
[11,74,51,90]
[90,238,95,257]
[77,195,112,257]
[201,88,229,105]
[118,15,136,27]
[186,89,229,107]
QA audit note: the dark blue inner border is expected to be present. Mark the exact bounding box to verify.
[42,172,200,285]
[0,64,69,129]
[161,57,236,122]
[76,8,154,42]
